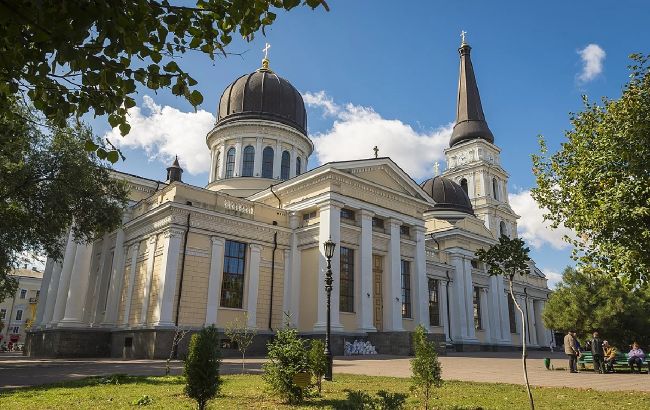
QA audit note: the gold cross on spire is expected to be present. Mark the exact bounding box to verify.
[261,42,271,69]
[373,146,379,158]
[460,30,468,45]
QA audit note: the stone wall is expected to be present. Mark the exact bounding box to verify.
[25,329,111,358]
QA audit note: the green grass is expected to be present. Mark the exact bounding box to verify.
[0,373,648,409]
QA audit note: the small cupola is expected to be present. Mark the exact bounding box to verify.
[166,156,183,183]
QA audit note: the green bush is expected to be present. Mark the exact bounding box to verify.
[184,326,222,410]
[308,338,328,394]
[410,325,443,410]
[338,390,407,410]
[262,325,309,404]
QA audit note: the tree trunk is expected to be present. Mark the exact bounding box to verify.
[242,352,246,372]
[509,278,534,410]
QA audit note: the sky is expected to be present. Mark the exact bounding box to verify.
[94,0,650,288]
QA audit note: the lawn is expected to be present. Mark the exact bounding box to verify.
[1,373,648,409]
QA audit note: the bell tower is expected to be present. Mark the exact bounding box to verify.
[442,34,519,238]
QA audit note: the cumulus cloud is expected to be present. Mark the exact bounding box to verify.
[304,91,452,179]
[541,268,564,289]
[104,96,215,175]
[577,44,606,83]
[509,190,575,250]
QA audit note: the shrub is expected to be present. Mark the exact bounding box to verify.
[184,325,222,410]
[338,390,408,410]
[224,313,257,371]
[262,324,309,404]
[308,338,328,393]
[410,325,443,410]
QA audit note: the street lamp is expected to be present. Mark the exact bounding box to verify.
[323,238,336,381]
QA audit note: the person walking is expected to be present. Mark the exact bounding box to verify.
[603,341,618,373]
[628,342,645,374]
[564,330,579,373]
[586,331,605,373]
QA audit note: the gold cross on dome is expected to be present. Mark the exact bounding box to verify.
[460,30,468,45]
[373,146,379,158]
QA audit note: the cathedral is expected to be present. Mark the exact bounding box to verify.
[27,38,552,358]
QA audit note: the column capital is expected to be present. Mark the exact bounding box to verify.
[413,225,427,234]
[388,218,403,227]
[359,209,375,218]
[148,235,158,245]
[317,200,344,212]
[164,228,185,239]
[249,243,262,252]
[210,236,225,246]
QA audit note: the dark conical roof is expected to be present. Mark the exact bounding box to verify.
[166,155,183,183]
[449,41,494,147]
[420,176,474,215]
[216,65,307,135]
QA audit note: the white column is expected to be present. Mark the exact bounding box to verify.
[315,201,343,331]
[413,226,429,329]
[385,219,404,331]
[101,227,127,326]
[42,261,63,326]
[357,210,375,332]
[273,140,282,179]
[527,297,538,346]
[121,241,140,327]
[152,229,183,327]
[139,235,158,326]
[50,230,78,325]
[233,138,243,177]
[439,278,451,342]
[487,275,504,343]
[247,244,262,328]
[288,213,301,327]
[289,147,297,178]
[282,249,291,318]
[59,242,94,327]
[480,287,492,343]
[205,237,225,325]
[499,278,513,343]
[464,259,477,340]
[254,138,262,177]
[514,294,525,343]
[449,255,467,340]
[88,233,111,325]
[209,150,216,182]
[217,145,226,179]
[34,258,54,326]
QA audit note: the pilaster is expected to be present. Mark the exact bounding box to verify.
[139,235,158,326]
[357,209,375,332]
[288,213,301,327]
[247,244,262,328]
[233,138,243,177]
[413,225,429,329]
[314,200,343,332]
[59,242,94,327]
[121,241,140,327]
[386,219,404,331]
[101,227,126,326]
[151,228,183,327]
[205,236,225,325]
[50,230,78,326]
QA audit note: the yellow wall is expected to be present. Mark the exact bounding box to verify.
[298,247,319,331]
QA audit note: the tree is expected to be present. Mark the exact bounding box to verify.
[224,313,257,371]
[184,325,222,410]
[475,236,534,410]
[307,338,327,394]
[543,266,650,347]
[532,54,650,285]
[262,322,309,404]
[0,0,328,160]
[410,325,442,410]
[165,325,190,376]
[0,100,128,302]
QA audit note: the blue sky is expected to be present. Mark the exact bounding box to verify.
[96,0,650,287]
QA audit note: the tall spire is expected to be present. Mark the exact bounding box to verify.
[449,33,494,147]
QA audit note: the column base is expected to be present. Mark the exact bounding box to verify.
[56,319,88,328]
[357,326,377,333]
[313,322,344,333]
[150,321,177,329]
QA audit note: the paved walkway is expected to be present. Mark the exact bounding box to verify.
[1,351,648,392]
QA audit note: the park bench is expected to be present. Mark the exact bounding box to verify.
[577,351,650,373]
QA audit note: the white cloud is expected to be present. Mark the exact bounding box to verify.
[577,44,606,83]
[104,96,215,175]
[541,268,563,289]
[509,190,575,250]
[305,91,452,179]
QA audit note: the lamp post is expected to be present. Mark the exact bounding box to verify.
[323,238,336,381]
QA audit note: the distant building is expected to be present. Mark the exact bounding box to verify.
[0,267,42,347]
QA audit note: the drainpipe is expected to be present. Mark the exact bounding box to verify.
[173,202,192,358]
[268,232,278,331]
[445,270,453,344]
[269,184,281,209]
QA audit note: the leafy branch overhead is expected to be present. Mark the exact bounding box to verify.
[0,0,329,161]
[475,236,531,279]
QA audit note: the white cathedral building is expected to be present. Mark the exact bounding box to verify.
[27,39,552,358]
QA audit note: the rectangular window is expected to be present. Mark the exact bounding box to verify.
[19,289,26,299]
[372,217,384,230]
[12,326,19,334]
[508,294,517,333]
[400,225,410,236]
[339,247,354,313]
[220,240,247,309]
[0,309,5,320]
[401,260,411,318]
[340,208,356,221]
[15,309,23,321]
[428,278,440,326]
[473,287,482,330]
[36,290,40,298]
[302,211,317,222]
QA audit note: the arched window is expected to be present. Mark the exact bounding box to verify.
[499,221,507,238]
[281,150,290,180]
[225,147,236,178]
[492,178,499,200]
[262,146,274,178]
[214,151,221,179]
[296,157,301,176]
[242,145,255,177]
[460,178,468,195]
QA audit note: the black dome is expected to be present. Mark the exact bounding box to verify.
[216,68,307,134]
[420,176,474,215]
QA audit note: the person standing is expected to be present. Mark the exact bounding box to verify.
[586,331,605,373]
[603,341,618,373]
[628,342,645,374]
[564,330,579,373]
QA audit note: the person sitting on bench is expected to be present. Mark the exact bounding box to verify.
[602,341,617,373]
[628,342,645,374]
